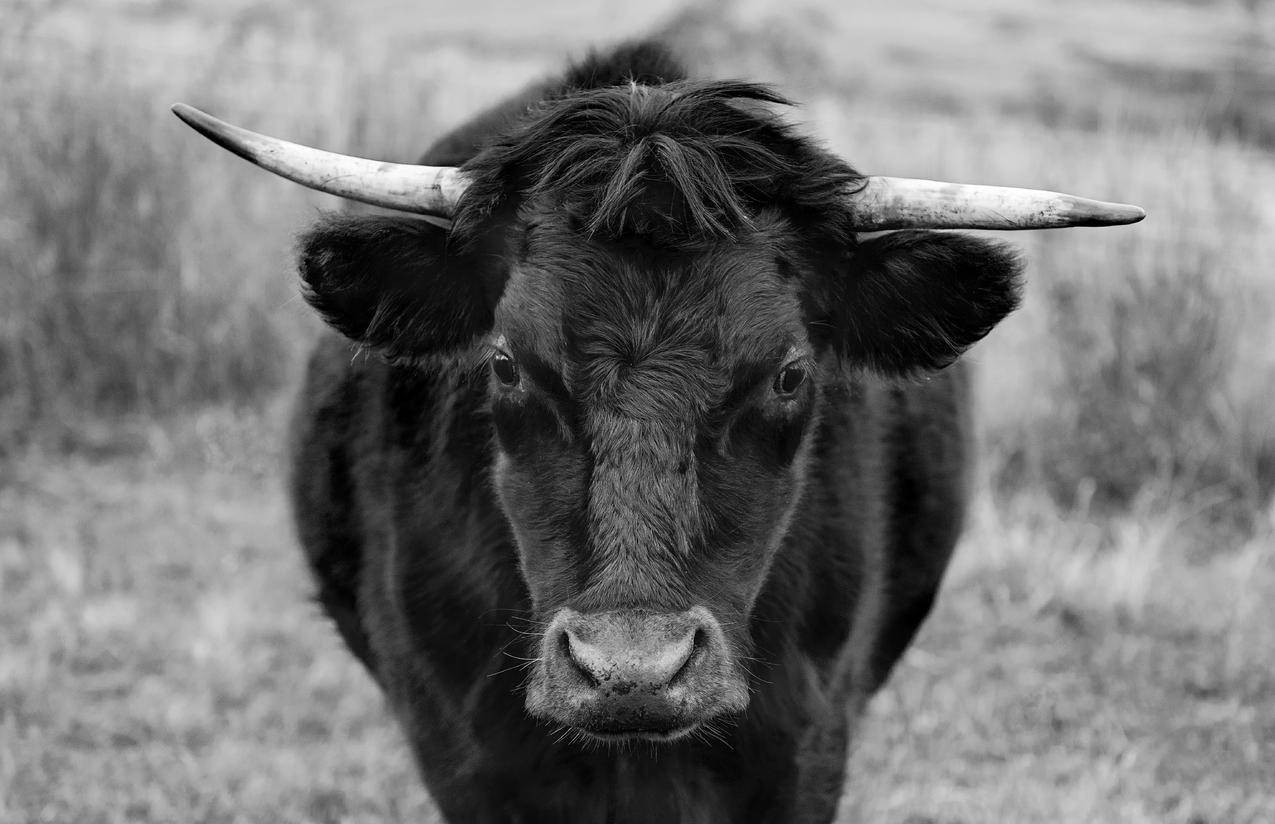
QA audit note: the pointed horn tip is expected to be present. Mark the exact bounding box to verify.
[171,102,204,128]
[170,103,219,140]
[1117,203,1148,225]
[1071,196,1147,227]
[169,103,265,167]
[1092,201,1147,226]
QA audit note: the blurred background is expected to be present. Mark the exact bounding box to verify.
[2,0,1273,821]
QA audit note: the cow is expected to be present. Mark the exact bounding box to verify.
[174,40,1142,824]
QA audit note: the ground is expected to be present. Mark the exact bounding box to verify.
[2,0,1274,821]
[4,412,1271,823]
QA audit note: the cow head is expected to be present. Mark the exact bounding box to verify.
[174,79,1142,742]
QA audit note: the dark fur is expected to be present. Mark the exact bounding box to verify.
[289,40,1021,823]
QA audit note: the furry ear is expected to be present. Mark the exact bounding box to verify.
[831,230,1023,375]
[297,215,494,358]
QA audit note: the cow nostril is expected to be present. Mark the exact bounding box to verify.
[561,629,600,687]
[663,627,705,688]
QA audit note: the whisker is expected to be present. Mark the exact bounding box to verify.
[500,651,544,663]
[487,658,541,679]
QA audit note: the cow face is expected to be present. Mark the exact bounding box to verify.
[297,206,1020,741]
[488,214,816,738]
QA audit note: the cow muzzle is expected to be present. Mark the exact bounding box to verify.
[527,606,748,741]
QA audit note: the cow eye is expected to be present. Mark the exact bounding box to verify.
[491,351,519,386]
[773,363,807,396]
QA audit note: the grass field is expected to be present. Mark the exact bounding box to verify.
[4,413,1271,823]
[2,0,1273,821]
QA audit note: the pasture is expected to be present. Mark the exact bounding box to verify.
[2,0,1273,821]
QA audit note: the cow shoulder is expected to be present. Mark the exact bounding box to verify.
[288,333,387,675]
[870,363,974,686]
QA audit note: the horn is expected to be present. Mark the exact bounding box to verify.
[845,176,1145,231]
[172,104,1145,230]
[171,104,470,216]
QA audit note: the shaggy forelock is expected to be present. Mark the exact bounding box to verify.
[453,80,863,247]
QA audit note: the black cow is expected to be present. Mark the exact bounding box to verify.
[175,40,1143,824]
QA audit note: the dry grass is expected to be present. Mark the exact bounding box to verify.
[0,411,439,824]
[2,0,1274,821]
[842,495,1275,823]
[4,413,1271,823]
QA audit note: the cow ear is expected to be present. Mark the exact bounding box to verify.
[831,230,1023,375]
[297,214,494,358]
